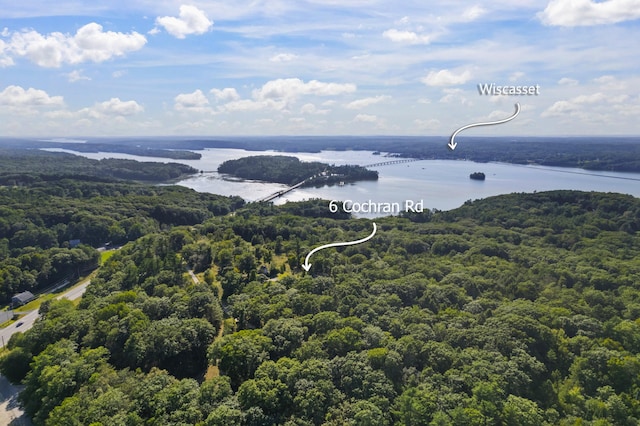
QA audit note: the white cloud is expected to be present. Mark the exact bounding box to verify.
[75,98,143,119]
[174,89,211,113]
[7,23,146,68]
[421,69,472,86]
[461,5,486,22]
[67,69,90,82]
[112,70,127,78]
[0,40,14,67]
[222,98,283,112]
[345,95,390,109]
[542,100,573,116]
[353,113,377,123]
[573,93,608,104]
[558,77,579,86]
[439,88,473,106]
[210,88,240,101]
[539,0,640,26]
[154,5,213,39]
[0,85,64,108]
[300,103,330,115]
[593,75,626,90]
[91,98,143,116]
[542,92,624,117]
[253,78,356,101]
[382,29,434,45]
[269,53,297,62]
[487,108,516,120]
[509,71,525,82]
[489,94,509,104]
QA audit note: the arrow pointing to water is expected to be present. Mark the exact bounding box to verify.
[302,222,377,272]
[448,102,521,151]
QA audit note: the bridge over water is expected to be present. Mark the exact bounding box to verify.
[363,158,422,167]
[255,159,424,203]
[255,177,313,203]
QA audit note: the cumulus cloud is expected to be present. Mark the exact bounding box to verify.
[542,92,620,117]
[67,69,91,82]
[593,75,626,90]
[94,98,143,116]
[421,69,472,86]
[382,29,435,45]
[0,40,14,67]
[353,113,377,123]
[253,78,356,101]
[154,5,213,38]
[300,103,330,115]
[439,88,473,106]
[76,98,143,119]
[210,88,240,101]
[539,0,640,26]
[269,53,297,62]
[222,98,285,112]
[183,79,356,114]
[461,5,486,22]
[7,23,146,68]
[0,85,64,108]
[345,95,390,109]
[174,89,211,113]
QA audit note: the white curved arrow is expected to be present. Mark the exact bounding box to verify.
[448,103,521,150]
[302,222,377,272]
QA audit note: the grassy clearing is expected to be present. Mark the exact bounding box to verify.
[204,365,220,380]
[0,318,16,328]
[100,249,116,264]
[14,293,56,313]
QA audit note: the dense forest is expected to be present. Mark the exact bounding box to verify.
[218,155,378,186]
[2,188,639,425]
[0,149,197,183]
[0,177,244,303]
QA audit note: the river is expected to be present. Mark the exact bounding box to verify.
[43,148,640,217]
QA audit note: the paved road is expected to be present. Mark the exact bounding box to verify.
[0,280,91,348]
[56,280,91,302]
[0,375,31,426]
[0,280,91,424]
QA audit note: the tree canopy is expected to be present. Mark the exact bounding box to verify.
[1,189,639,425]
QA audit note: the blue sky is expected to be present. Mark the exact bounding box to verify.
[1,0,639,137]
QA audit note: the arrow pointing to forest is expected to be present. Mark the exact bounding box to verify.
[302,222,377,272]
[448,102,521,151]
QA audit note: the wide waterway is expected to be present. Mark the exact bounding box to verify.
[44,148,640,217]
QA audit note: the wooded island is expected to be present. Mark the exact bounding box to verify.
[218,155,378,187]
